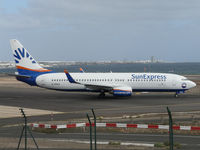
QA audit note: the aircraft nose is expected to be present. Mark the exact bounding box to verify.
[189,81,196,88]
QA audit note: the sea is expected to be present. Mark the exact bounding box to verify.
[0,62,200,75]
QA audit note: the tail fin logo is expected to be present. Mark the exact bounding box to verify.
[13,48,36,64]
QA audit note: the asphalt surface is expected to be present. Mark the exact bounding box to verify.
[0,78,200,149]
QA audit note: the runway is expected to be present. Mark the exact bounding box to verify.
[0,76,200,149]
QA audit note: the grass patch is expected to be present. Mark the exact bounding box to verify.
[109,141,121,145]
[32,127,85,134]
[154,142,165,148]
[33,128,58,134]
[154,141,181,149]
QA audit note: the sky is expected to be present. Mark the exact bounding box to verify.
[0,0,200,62]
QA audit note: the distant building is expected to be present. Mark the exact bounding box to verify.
[151,56,154,63]
[151,56,156,63]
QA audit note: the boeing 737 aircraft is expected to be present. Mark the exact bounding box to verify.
[10,39,196,97]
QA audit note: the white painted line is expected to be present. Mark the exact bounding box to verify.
[50,139,109,144]
[49,139,154,147]
[121,142,154,147]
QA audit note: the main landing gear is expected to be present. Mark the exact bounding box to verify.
[99,90,105,97]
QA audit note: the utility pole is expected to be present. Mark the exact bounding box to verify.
[167,107,173,150]
[17,108,39,150]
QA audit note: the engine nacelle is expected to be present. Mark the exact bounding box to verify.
[112,86,132,96]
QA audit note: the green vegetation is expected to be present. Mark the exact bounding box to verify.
[108,141,121,145]
[154,142,165,148]
[154,141,181,149]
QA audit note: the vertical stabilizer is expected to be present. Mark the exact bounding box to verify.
[10,39,51,75]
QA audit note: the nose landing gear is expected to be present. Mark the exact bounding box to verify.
[174,90,185,98]
[174,93,179,98]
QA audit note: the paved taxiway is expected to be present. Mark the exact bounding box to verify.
[0,76,200,149]
[0,82,200,124]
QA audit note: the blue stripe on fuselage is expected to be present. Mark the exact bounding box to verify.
[132,89,187,92]
[45,88,187,93]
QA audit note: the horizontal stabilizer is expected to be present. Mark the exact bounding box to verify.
[7,73,31,78]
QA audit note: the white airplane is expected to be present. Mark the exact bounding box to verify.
[10,39,196,97]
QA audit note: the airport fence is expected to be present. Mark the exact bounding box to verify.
[15,107,200,150]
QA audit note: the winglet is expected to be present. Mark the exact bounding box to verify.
[64,69,77,83]
[64,69,68,74]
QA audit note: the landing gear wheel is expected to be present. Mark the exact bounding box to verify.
[174,93,179,98]
[99,91,105,97]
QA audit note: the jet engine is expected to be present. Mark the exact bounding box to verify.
[112,86,132,96]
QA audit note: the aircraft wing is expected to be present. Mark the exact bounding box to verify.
[64,70,113,91]
[84,83,113,91]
